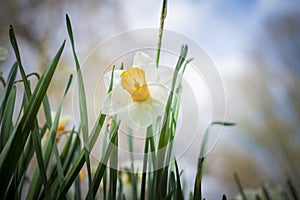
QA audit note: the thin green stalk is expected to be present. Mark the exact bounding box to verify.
[155,45,188,199]
[174,160,184,200]
[117,176,123,200]
[65,15,93,198]
[47,127,75,190]
[0,85,16,150]
[27,75,72,200]
[193,157,204,200]
[109,127,118,200]
[234,173,247,200]
[55,105,107,198]
[53,140,65,186]
[86,121,120,199]
[262,185,271,200]
[0,62,17,123]
[43,95,53,129]
[194,122,235,200]
[128,129,138,200]
[73,134,82,200]
[287,179,299,200]
[140,127,152,200]
[156,0,168,67]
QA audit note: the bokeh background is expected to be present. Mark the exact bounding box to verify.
[1,0,300,199]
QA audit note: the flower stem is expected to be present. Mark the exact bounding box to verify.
[156,0,168,68]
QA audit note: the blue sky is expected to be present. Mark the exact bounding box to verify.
[119,0,300,73]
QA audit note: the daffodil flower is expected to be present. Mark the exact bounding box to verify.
[41,112,71,147]
[102,51,173,129]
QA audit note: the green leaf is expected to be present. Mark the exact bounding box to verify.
[156,0,168,67]
[0,28,65,196]
[49,131,81,198]
[31,121,51,199]
[0,85,16,151]
[155,45,188,199]
[9,25,31,99]
[86,121,120,199]
[55,112,106,199]
[174,160,184,200]
[65,15,93,197]
[60,127,76,164]
[128,129,138,200]
[47,131,81,199]
[287,179,299,200]
[56,149,85,199]
[43,95,53,129]
[262,185,271,200]
[46,127,75,191]
[233,173,247,200]
[193,122,235,200]
[193,157,204,200]
[74,135,82,200]
[14,127,38,196]
[74,175,82,200]
[0,62,17,123]
[140,127,152,200]
[53,140,65,186]
[26,72,72,200]
[109,124,118,200]
[117,176,123,200]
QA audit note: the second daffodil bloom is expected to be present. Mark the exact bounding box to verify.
[102,51,172,129]
[41,112,71,147]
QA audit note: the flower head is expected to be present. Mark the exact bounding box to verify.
[120,67,150,101]
[102,51,172,129]
[41,112,71,147]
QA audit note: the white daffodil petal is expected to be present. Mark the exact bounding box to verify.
[133,51,153,67]
[103,69,123,90]
[149,102,165,118]
[127,102,152,129]
[139,63,159,83]
[110,84,132,114]
[157,66,175,86]
[118,107,140,130]
[148,84,169,105]
[102,84,131,115]
[101,92,114,115]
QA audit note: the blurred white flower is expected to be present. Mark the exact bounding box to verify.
[41,112,71,147]
[102,51,173,129]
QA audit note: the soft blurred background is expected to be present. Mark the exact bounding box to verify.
[1,0,300,199]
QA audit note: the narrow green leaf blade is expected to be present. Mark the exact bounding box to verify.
[65,15,92,197]
[234,173,247,200]
[0,39,65,196]
[174,160,184,200]
[0,62,17,122]
[27,75,72,200]
[0,85,16,150]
